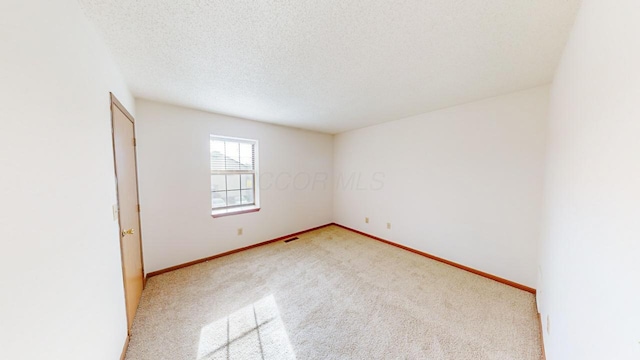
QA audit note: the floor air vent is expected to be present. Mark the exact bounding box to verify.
[284,237,299,243]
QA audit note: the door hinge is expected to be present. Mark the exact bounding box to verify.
[137,204,140,212]
[133,137,137,146]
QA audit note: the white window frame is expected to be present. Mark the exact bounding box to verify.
[210,135,260,218]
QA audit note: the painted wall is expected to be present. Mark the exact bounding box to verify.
[333,86,549,288]
[135,100,333,273]
[537,1,640,359]
[0,1,134,359]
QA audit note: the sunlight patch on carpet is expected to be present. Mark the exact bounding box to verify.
[197,294,296,360]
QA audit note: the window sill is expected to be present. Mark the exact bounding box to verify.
[211,206,260,218]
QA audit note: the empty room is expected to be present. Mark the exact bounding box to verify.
[1,0,639,359]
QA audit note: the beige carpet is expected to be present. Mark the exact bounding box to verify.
[125,225,542,360]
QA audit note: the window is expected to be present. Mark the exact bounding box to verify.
[210,136,259,217]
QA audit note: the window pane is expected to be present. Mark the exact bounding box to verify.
[227,190,241,206]
[239,143,254,169]
[241,174,254,189]
[211,175,226,191]
[239,158,253,169]
[211,140,225,154]
[241,189,254,205]
[210,136,258,213]
[210,141,226,171]
[212,191,227,208]
[227,174,240,190]
[225,142,240,170]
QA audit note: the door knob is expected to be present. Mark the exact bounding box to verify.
[122,228,135,237]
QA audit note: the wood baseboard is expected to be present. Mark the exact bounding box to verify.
[120,335,130,360]
[145,223,333,279]
[332,223,536,294]
[145,222,535,295]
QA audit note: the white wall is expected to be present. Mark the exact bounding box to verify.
[537,1,640,359]
[334,86,549,288]
[0,1,134,359]
[135,100,333,273]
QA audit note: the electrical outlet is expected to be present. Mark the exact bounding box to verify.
[237,228,243,236]
[387,222,391,229]
[365,217,369,224]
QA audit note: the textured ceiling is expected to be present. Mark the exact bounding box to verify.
[79,0,580,133]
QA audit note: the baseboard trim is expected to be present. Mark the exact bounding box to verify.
[332,223,536,294]
[120,335,130,360]
[145,223,333,279]
[145,222,535,294]
[538,313,547,359]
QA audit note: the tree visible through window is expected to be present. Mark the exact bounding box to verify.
[210,136,257,212]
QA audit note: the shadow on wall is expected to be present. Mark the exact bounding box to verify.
[197,295,296,359]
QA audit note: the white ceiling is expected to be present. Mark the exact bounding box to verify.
[79,0,580,134]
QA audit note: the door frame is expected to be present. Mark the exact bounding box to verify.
[109,92,145,332]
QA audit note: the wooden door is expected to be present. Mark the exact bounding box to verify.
[110,93,144,332]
